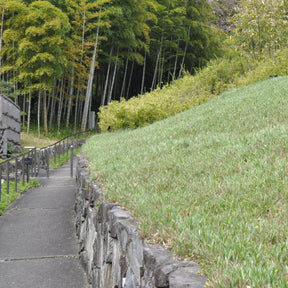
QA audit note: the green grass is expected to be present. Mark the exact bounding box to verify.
[0,179,39,215]
[49,148,80,169]
[82,76,288,287]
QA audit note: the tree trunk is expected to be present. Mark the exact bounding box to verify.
[120,52,129,99]
[62,83,70,123]
[101,46,113,106]
[66,65,75,129]
[37,88,41,138]
[57,78,64,134]
[0,6,5,72]
[151,46,161,91]
[74,5,86,133]
[140,50,146,95]
[172,39,179,82]
[27,92,31,135]
[151,35,163,91]
[43,90,48,137]
[159,49,165,88]
[81,7,101,131]
[22,94,26,127]
[178,24,191,79]
[74,86,80,133]
[107,47,119,105]
[49,95,56,129]
[126,60,134,99]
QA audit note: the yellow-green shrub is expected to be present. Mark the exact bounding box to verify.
[236,48,288,87]
[98,49,287,132]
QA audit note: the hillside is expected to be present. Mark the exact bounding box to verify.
[82,76,288,287]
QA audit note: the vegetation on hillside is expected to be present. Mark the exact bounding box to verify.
[83,76,288,287]
[0,0,225,135]
[98,46,288,131]
[0,0,285,136]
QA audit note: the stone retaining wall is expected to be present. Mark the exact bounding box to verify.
[0,95,21,154]
[75,154,207,288]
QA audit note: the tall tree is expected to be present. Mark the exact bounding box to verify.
[231,0,288,59]
[81,0,112,131]
[2,1,70,135]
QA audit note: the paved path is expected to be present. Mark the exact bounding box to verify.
[0,161,90,288]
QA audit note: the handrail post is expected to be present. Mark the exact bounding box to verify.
[37,149,41,177]
[6,162,9,194]
[15,159,17,193]
[22,157,25,185]
[0,167,2,202]
[66,137,69,156]
[54,144,57,165]
[58,142,61,159]
[33,148,36,177]
[70,143,74,178]
[46,147,50,178]
[26,161,30,182]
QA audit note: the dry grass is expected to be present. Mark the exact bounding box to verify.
[20,133,56,148]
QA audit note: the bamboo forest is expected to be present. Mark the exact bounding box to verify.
[0,0,287,135]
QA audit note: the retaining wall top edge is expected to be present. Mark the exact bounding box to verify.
[0,94,20,110]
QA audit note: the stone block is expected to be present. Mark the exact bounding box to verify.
[125,269,137,288]
[90,183,104,207]
[86,207,97,276]
[0,95,21,151]
[103,263,113,288]
[108,207,131,238]
[94,231,104,269]
[143,245,173,273]
[154,261,201,287]
[97,202,116,232]
[112,238,121,286]
[169,267,207,288]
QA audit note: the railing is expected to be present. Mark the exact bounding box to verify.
[0,129,96,202]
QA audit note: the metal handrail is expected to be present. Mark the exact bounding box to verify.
[0,128,97,202]
[0,147,37,201]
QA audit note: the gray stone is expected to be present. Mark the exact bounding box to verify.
[0,95,21,154]
[112,238,122,286]
[90,183,104,207]
[143,245,173,272]
[109,207,131,238]
[169,267,207,288]
[125,273,137,288]
[94,230,104,268]
[155,261,201,287]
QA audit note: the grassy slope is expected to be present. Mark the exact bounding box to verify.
[82,76,288,287]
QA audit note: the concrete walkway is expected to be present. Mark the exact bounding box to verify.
[0,161,90,288]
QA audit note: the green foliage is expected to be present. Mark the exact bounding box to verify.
[231,0,288,59]
[22,122,81,141]
[98,88,189,131]
[0,80,19,99]
[49,147,79,169]
[98,54,250,132]
[98,44,288,133]
[2,0,71,91]
[236,48,288,87]
[83,76,288,287]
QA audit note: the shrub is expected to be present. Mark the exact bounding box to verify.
[98,48,287,132]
